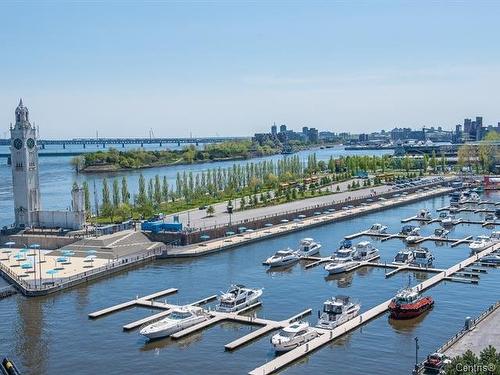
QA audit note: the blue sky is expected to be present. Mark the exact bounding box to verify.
[1,1,500,138]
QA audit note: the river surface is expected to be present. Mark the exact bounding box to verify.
[0,144,391,227]
[1,192,499,375]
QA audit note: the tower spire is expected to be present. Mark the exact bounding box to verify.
[19,98,23,107]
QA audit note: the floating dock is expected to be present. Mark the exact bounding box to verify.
[248,243,499,375]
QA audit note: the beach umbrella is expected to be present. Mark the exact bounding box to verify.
[298,214,306,219]
[86,250,97,255]
[293,218,301,222]
[29,243,41,249]
[225,231,235,236]
[200,234,210,240]
[238,226,247,233]
[84,255,97,267]
[56,256,68,263]
[21,262,33,270]
[314,212,321,216]
[3,241,15,253]
[264,223,273,227]
[327,208,335,212]
[280,219,289,223]
[19,248,29,254]
[46,269,58,281]
[245,229,254,232]
[13,253,25,266]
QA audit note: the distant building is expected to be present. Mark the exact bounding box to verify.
[271,124,277,136]
[279,124,287,133]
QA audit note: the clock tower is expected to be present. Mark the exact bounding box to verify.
[10,99,41,228]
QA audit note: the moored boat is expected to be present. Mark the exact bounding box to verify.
[316,295,361,330]
[393,249,415,265]
[295,238,321,257]
[417,209,432,220]
[388,286,434,319]
[434,228,449,239]
[264,249,300,267]
[368,223,388,234]
[469,235,493,253]
[270,321,319,352]
[411,247,434,267]
[325,247,359,274]
[405,227,422,244]
[140,306,208,339]
[480,254,500,265]
[352,241,379,261]
[216,284,263,312]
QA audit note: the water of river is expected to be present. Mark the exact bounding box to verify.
[1,192,498,375]
[0,144,392,227]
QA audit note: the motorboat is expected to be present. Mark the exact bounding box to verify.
[216,284,263,312]
[388,286,434,319]
[490,231,500,243]
[438,211,448,219]
[324,248,359,274]
[316,295,361,330]
[368,223,388,234]
[417,209,432,220]
[424,352,449,372]
[393,249,415,265]
[400,224,416,235]
[469,235,494,253]
[140,306,207,339]
[485,213,496,222]
[338,239,352,250]
[441,215,460,227]
[411,247,434,267]
[433,228,449,239]
[480,254,500,265]
[352,241,379,261]
[263,249,300,267]
[270,321,319,352]
[295,238,321,257]
[405,227,422,244]
[449,191,461,205]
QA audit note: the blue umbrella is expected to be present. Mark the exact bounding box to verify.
[86,250,97,255]
[327,208,335,212]
[238,226,247,232]
[19,248,29,253]
[14,253,25,260]
[280,219,289,223]
[245,229,254,232]
[84,255,97,267]
[30,243,41,249]
[314,212,321,215]
[298,214,307,219]
[21,262,33,270]
[57,256,68,263]
[46,269,58,281]
[225,231,235,236]
[61,250,75,256]
[264,223,273,227]
[200,234,210,240]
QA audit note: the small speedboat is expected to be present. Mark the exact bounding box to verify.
[417,209,432,220]
[295,238,321,257]
[411,247,434,267]
[325,248,359,274]
[490,231,500,243]
[368,223,387,234]
[270,321,319,352]
[140,306,207,339]
[264,249,300,267]
[405,227,422,244]
[480,254,500,265]
[401,225,417,235]
[424,352,449,372]
[441,215,460,227]
[352,241,379,261]
[485,213,496,222]
[469,235,494,253]
[433,228,449,239]
[216,284,263,312]
[388,287,434,319]
[316,295,361,330]
[393,249,415,265]
[438,211,448,219]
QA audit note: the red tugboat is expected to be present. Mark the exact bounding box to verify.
[388,286,434,319]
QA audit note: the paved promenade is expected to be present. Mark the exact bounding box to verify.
[443,303,500,358]
[166,185,453,257]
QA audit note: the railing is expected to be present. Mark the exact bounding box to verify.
[0,247,165,294]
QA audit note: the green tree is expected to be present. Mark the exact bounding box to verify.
[206,205,215,217]
[82,181,91,213]
[162,176,169,202]
[112,179,120,208]
[137,174,147,207]
[154,175,162,207]
[147,178,154,203]
[121,177,129,205]
[101,178,112,218]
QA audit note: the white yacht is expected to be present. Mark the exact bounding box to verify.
[295,238,321,257]
[417,209,432,220]
[469,236,493,253]
[263,249,300,267]
[480,254,500,265]
[140,306,207,340]
[368,223,388,234]
[352,241,379,261]
[324,248,359,274]
[434,228,449,239]
[316,296,361,330]
[489,231,500,243]
[441,215,461,227]
[216,284,263,312]
[411,247,434,267]
[393,249,415,265]
[405,227,422,244]
[270,321,319,352]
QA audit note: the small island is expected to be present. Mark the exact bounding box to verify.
[73,140,284,172]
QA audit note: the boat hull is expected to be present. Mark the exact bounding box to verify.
[272,331,318,352]
[388,297,434,319]
[140,316,206,340]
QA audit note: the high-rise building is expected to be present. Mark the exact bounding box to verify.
[10,99,41,227]
[302,126,309,135]
[279,124,287,133]
[271,124,277,136]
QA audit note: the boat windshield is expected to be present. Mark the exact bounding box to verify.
[278,329,295,338]
[336,251,351,259]
[169,311,192,320]
[415,252,426,259]
[324,303,342,314]
[395,252,409,261]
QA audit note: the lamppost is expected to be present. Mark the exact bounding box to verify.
[414,337,420,371]
[227,201,233,227]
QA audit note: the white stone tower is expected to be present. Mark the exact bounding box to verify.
[10,99,41,228]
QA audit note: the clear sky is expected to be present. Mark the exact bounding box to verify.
[1,1,500,139]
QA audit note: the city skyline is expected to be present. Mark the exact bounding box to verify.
[2,2,500,138]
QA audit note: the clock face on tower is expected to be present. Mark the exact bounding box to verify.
[27,138,35,149]
[13,138,23,150]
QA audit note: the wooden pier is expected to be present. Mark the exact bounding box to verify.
[248,244,500,375]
